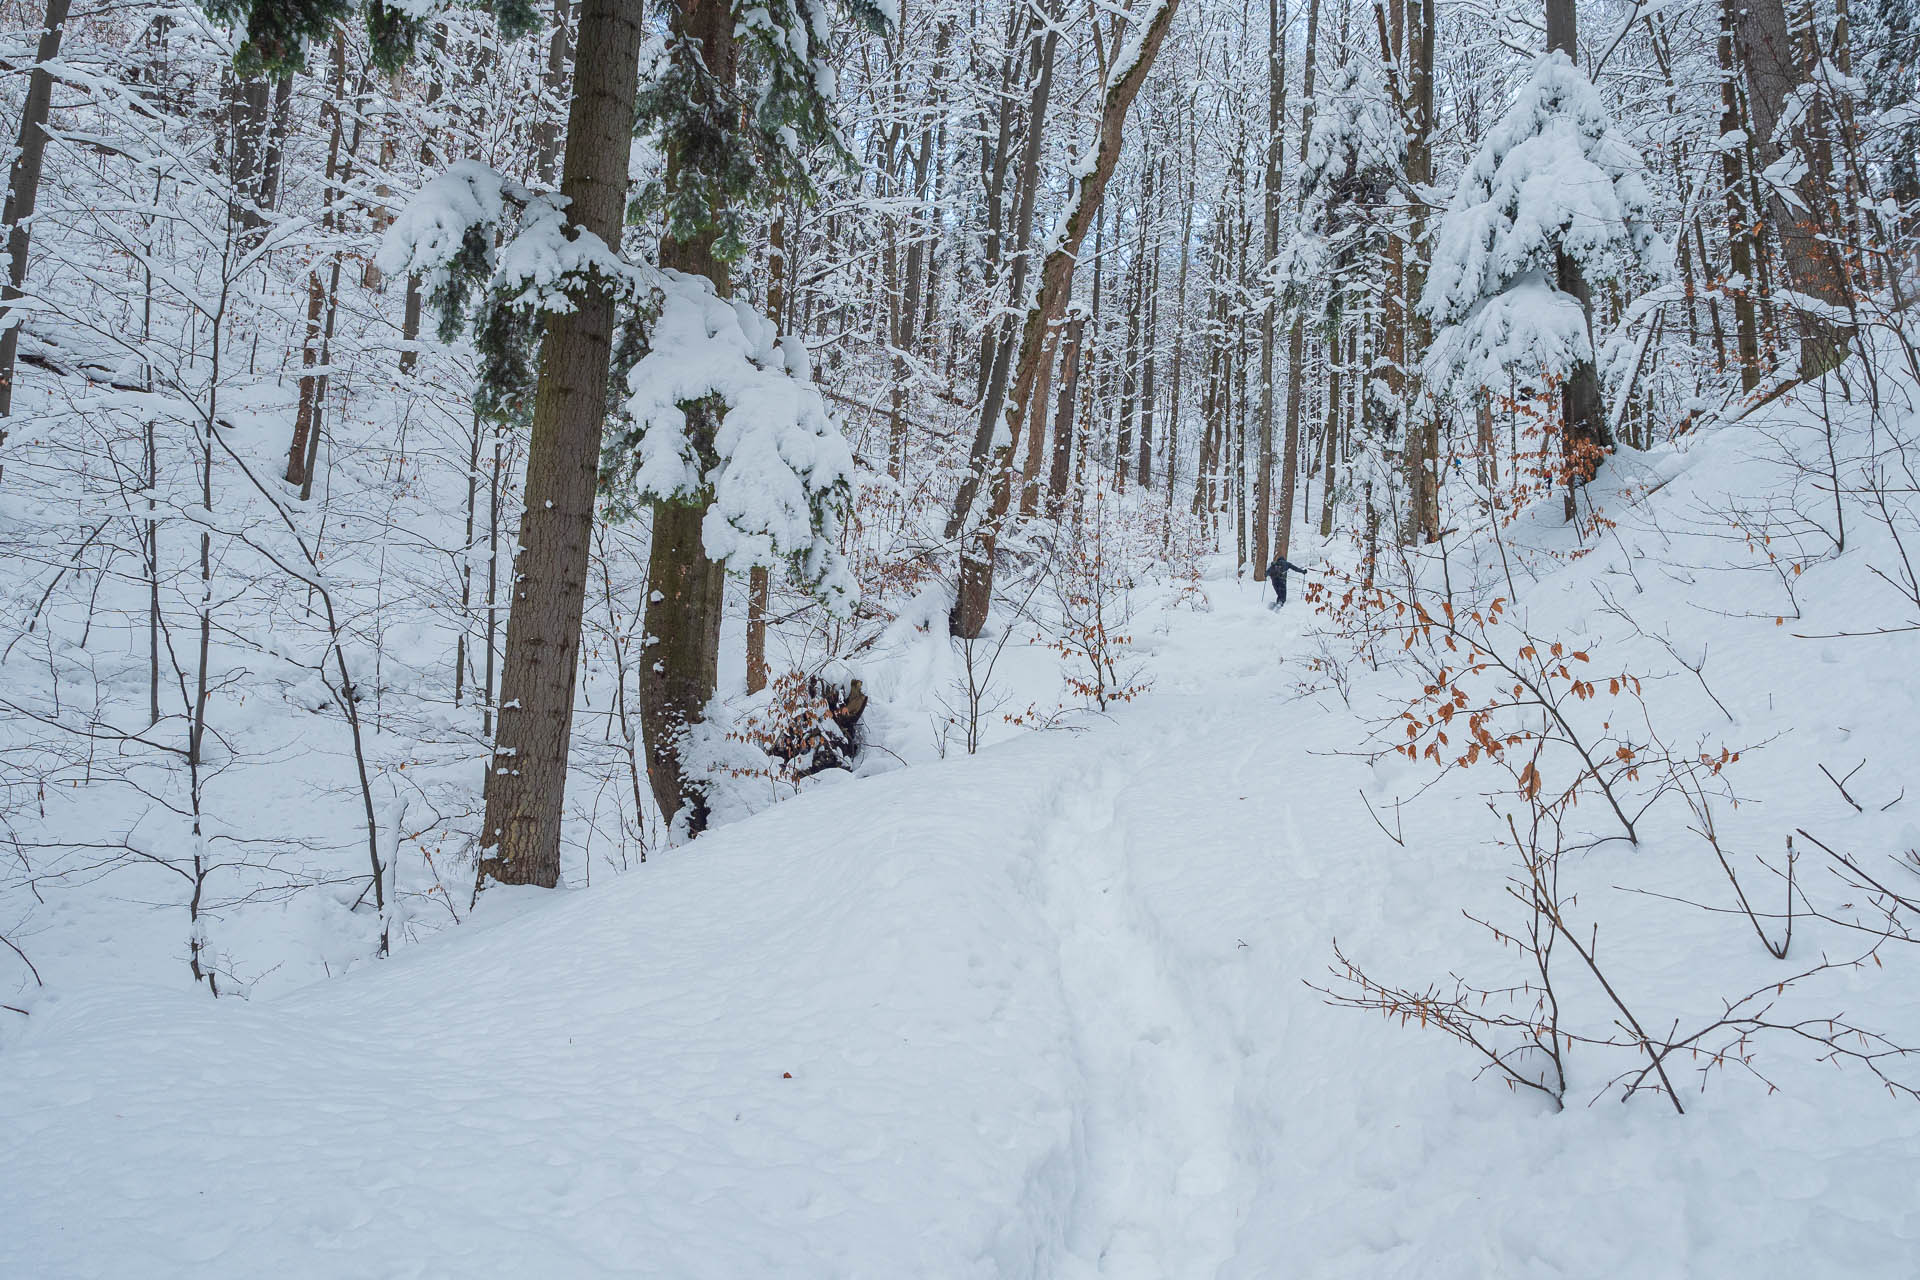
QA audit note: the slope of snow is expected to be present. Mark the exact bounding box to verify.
[8,384,1920,1275]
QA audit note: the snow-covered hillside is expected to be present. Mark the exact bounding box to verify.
[8,380,1920,1276]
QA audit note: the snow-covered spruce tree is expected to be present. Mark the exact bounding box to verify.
[200,0,537,73]
[1288,59,1404,337]
[385,187,860,843]
[1279,55,1404,566]
[616,0,887,837]
[599,273,857,828]
[1419,47,1661,517]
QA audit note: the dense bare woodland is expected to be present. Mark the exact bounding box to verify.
[3,0,1920,1267]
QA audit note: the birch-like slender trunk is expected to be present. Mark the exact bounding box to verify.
[0,0,71,423]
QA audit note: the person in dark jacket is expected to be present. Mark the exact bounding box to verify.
[1266,555,1308,608]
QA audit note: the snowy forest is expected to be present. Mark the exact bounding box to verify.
[4,0,1920,1264]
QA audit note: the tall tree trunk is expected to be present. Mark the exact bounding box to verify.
[0,0,71,422]
[288,31,349,488]
[1277,0,1321,559]
[534,0,576,184]
[972,5,1028,401]
[1116,232,1142,493]
[293,44,368,501]
[748,210,789,697]
[1046,310,1086,517]
[1136,179,1160,488]
[1164,123,1195,519]
[1718,3,1763,391]
[951,0,1181,637]
[1403,0,1438,542]
[260,75,294,215]
[1732,0,1855,377]
[1255,0,1286,571]
[478,0,646,886]
[224,75,273,231]
[1319,321,1342,537]
[892,57,937,485]
[402,24,448,376]
[1231,151,1249,571]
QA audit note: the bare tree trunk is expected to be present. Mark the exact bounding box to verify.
[482,427,505,738]
[747,208,788,697]
[1231,151,1249,571]
[1372,0,1411,544]
[400,24,447,377]
[892,81,932,486]
[1319,321,1342,537]
[972,5,1028,400]
[288,31,349,488]
[1116,225,1142,493]
[745,568,770,695]
[1254,0,1286,571]
[1276,0,1321,559]
[224,75,273,231]
[261,75,294,215]
[0,0,71,422]
[1164,124,1195,519]
[1136,178,1160,488]
[534,0,576,184]
[478,0,646,886]
[456,407,482,707]
[1018,323,1062,515]
[951,0,1181,637]
[1732,0,1855,377]
[1476,390,1496,487]
[1046,310,1086,518]
[1403,0,1438,542]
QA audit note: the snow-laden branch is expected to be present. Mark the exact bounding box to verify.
[605,270,857,616]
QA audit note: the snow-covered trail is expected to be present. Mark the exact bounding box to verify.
[1027,734,1255,1277]
[1023,588,1375,1277]
[6,572,1920,1278]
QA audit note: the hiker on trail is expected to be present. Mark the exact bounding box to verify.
[1266,555,1308,608]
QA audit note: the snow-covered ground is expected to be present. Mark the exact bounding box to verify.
[10,384,1920,1276]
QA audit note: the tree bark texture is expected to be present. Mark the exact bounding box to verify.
[479,0,646,887]
[1731,0,1856,376]
[1718,0,1763,391]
